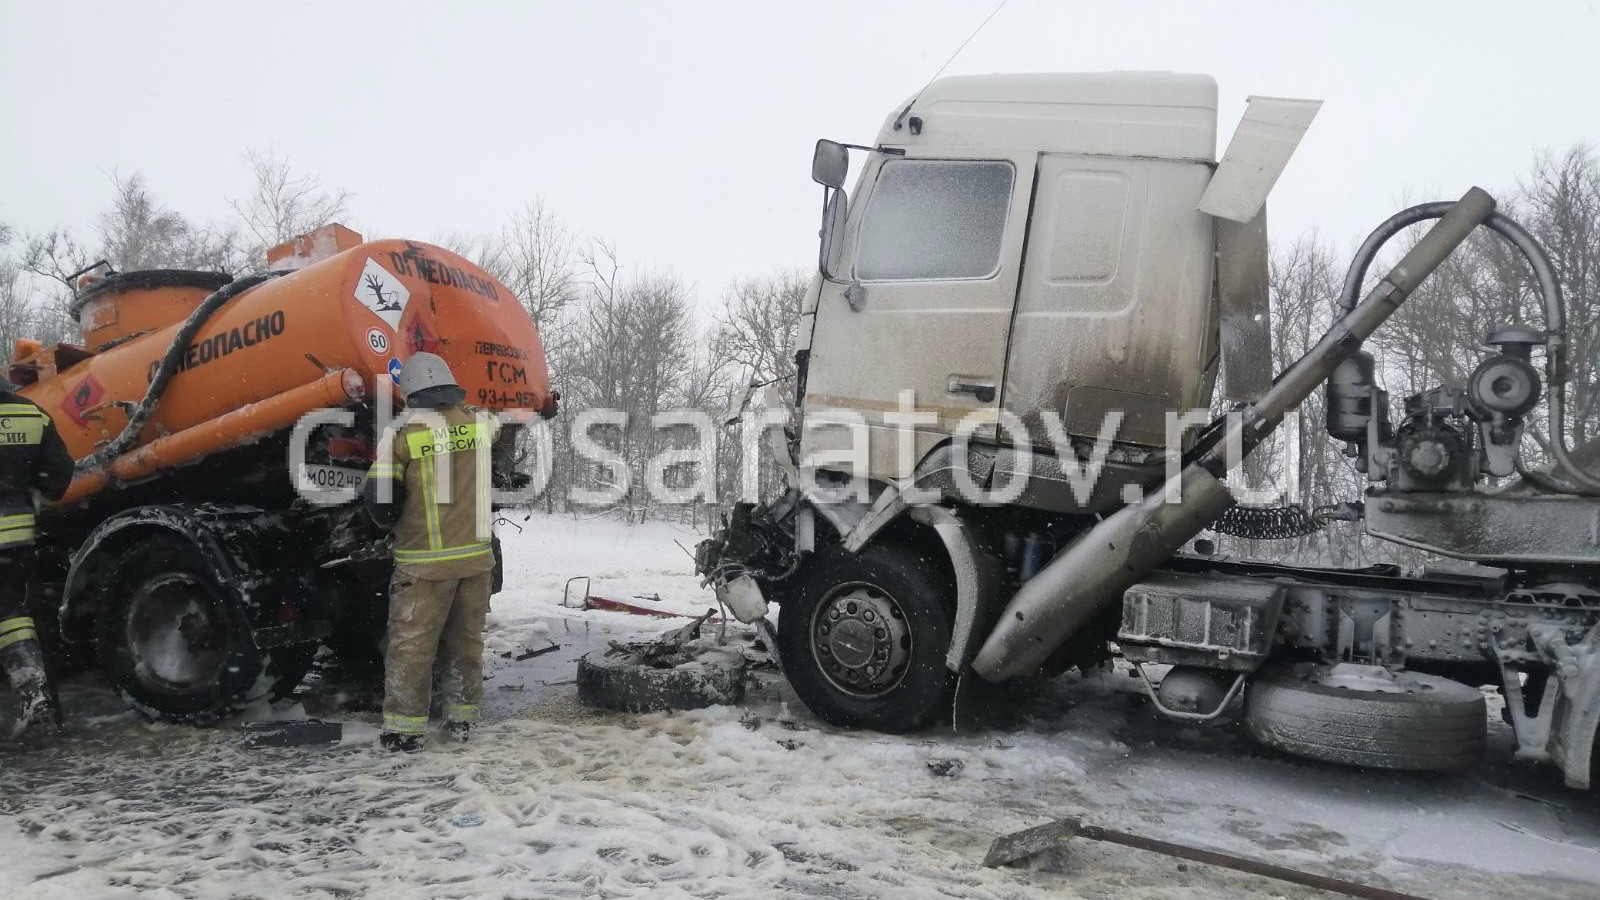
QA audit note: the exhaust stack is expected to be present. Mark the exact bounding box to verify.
[970,187,1499,681]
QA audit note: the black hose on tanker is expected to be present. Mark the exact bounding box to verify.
[79,272,284,476]
[1338,204,1600,495]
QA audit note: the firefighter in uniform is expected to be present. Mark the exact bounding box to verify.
[363,353,499,752]
[0,383,75,737]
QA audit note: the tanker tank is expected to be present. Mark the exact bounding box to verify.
[7,226,551,506]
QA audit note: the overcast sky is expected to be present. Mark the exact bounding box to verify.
[2,0,1596,313]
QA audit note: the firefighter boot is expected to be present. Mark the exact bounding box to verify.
[444,721,471,744]
[2,637,59,739]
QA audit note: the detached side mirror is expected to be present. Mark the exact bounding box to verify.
[724,376,762,426]
[819,188,848,280]
[812,139,849,189]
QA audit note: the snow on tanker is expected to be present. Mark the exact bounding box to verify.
[10,225,552,722]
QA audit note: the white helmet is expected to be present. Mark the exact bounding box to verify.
[398,352,460,399]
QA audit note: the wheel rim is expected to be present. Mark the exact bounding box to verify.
[810,581,913,698]
[125,572,230,691]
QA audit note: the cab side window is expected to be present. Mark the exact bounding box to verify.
[854,159,1014,282]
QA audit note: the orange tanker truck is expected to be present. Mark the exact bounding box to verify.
[9,225,552,722]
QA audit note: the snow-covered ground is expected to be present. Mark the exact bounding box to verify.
[2,513,1598,899]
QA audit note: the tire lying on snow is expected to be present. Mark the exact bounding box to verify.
[1245,664,1487,771]
[577,644,747,714]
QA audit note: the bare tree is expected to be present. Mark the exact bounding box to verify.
[560,242,703,519]
[228,149,351,267]
[704,270,808,506]
[476,198,578,333]
[713,270,807,409]
[0,226,30,364]
[17,228,89,346]
[98,171,242,272]
[1521,145,1600,447]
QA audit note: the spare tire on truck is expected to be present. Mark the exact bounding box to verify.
[1245,664,1487,771]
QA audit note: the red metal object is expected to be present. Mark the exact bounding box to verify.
[581,596,730,624]
[582,596,686,619]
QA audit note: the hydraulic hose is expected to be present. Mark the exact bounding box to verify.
[79,271,283,476]
[1338,204,1600,494]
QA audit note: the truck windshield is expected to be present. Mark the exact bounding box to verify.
[854,159,1013,282]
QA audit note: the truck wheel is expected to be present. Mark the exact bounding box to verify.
[94,535,312,724]
[1246,666,1487,771]
[777,543,955,732]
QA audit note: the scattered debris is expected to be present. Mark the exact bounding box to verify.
[747,618,782,673]
[983,816,1433,900]
[514,642,561,662]
[605,610,719,668]
[562,575,592,609]
[241,719,343,749]
[576,612,748,714]
[925,758,965,778]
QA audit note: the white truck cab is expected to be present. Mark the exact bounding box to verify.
[799,73,1307,482]
[702,73,1600,794]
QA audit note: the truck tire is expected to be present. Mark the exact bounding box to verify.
[1245,666,1487,771]
[93,535,314,724]
[777,542,956,732]
[576,646,747,714]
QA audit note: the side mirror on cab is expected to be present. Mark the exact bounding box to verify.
[813,140,851,281]
[819,189,848,280]
[812,139,849,189]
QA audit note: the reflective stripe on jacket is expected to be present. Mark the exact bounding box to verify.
[0,396,75,549]
[366,404,499,573]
